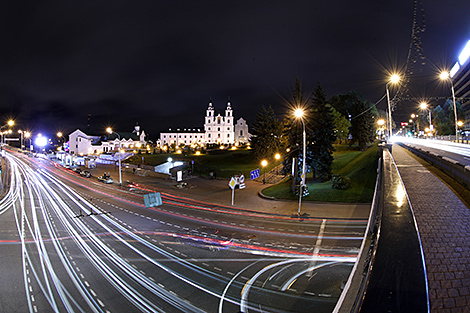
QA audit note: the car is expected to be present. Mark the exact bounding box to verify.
[73,167,82,174]
[80,170,91,178]
[98,174,113,184]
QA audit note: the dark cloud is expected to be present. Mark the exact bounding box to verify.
[0,1,469,138]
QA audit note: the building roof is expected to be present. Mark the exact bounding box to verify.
[106,132,140,141]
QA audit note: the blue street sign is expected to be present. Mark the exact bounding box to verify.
[144,192,162,208]
[250,168,260,180]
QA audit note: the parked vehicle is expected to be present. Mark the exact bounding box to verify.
[73,168,82,174]
[98,173,113,184]
[80,170,91,178]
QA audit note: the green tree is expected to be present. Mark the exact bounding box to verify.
[308,83,336,181]
[432,99,464,136]
[328,104,351,144]
[331,91,376,150]
[250,105,283,160]
[283,78,305,176]
[349,92,376,150]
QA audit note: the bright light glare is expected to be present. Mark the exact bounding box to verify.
[7,120,14,126]
[457,121,464,127]
[420,102,428,110]
[275,153,281,160]
[261,160,268,167]
[35,136,48,147]
[458,40,470,65]
[377,119,385,126]
[450,62,460,78]
[440,71,449,80]
[390,74,400,84]
[294,109,304,118]
[106,127,112,134]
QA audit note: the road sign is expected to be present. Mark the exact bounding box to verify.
[250,169,260,180]
[144,192,162,208]
[239,174,246,189]
[229,177,237,190]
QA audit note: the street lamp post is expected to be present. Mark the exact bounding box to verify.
[386,75,400,140]
[420,102,433,136]
[25,132,31,152]
[18,130,24,150]
[440,71,459,141]
[261,159,268,184]
[0,120,14,145]
[294,108,306,216]
[57,132,63,150]
[106,128,122,185]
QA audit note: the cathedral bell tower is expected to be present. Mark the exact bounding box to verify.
[225,97,233,124]
[205,99,214,124]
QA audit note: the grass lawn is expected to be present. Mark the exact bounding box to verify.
[127,148,281,179]
[262,143,379,203]
[128,143,379,203]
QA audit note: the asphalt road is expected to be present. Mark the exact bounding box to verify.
[0,149,368,313]
[394,137,470,165]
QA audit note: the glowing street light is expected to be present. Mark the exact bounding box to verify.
[420,102,433,135]
[294,108,306,216]
[106,127,122,185]
[386,74,400,140]
[261,159,268,184]
[274,153,281,161]
[377,119,386,140]
[0,120,14,144]
[440,71,459,141]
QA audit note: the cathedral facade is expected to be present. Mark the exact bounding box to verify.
[159,99,250,147]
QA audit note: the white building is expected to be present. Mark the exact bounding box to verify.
[159,128,205,146]
[68,129,101,155]
[159,99,250,146]
[235,117,250,144]
[68,124,147,155]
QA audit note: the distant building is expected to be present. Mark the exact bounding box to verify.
[159,128,205,146]
[68,129,101,155]
[450,39,470,129]
[159,99,251,146]
[68,124,147,155]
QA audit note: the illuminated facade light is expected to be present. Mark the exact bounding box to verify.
[35,135,48,147]
[450,62,460,78]
[458,39,470,66]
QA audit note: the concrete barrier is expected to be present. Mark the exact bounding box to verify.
[398,143,470,189]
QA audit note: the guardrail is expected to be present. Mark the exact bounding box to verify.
[335,144,429,312]
[333,145,384,313]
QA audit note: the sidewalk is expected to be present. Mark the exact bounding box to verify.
[392,144,470,312]
[87,164,370,220]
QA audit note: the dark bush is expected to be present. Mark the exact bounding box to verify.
[331,174,351,190]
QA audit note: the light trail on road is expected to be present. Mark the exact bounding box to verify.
[0,150,366,312]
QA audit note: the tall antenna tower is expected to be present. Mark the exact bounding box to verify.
[391,0,426,110]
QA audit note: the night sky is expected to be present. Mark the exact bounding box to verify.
[0,1,469,139]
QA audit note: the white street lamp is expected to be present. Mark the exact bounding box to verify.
[106,127,122,185]
[18,130,24,150]
[261,159,268,184]
[440,71,459,141]
[420,102,433,135]
[294,108,306,216]
[386,74,400,140]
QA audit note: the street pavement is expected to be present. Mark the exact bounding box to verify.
[392,144,470,313]
[87,163,371,220]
